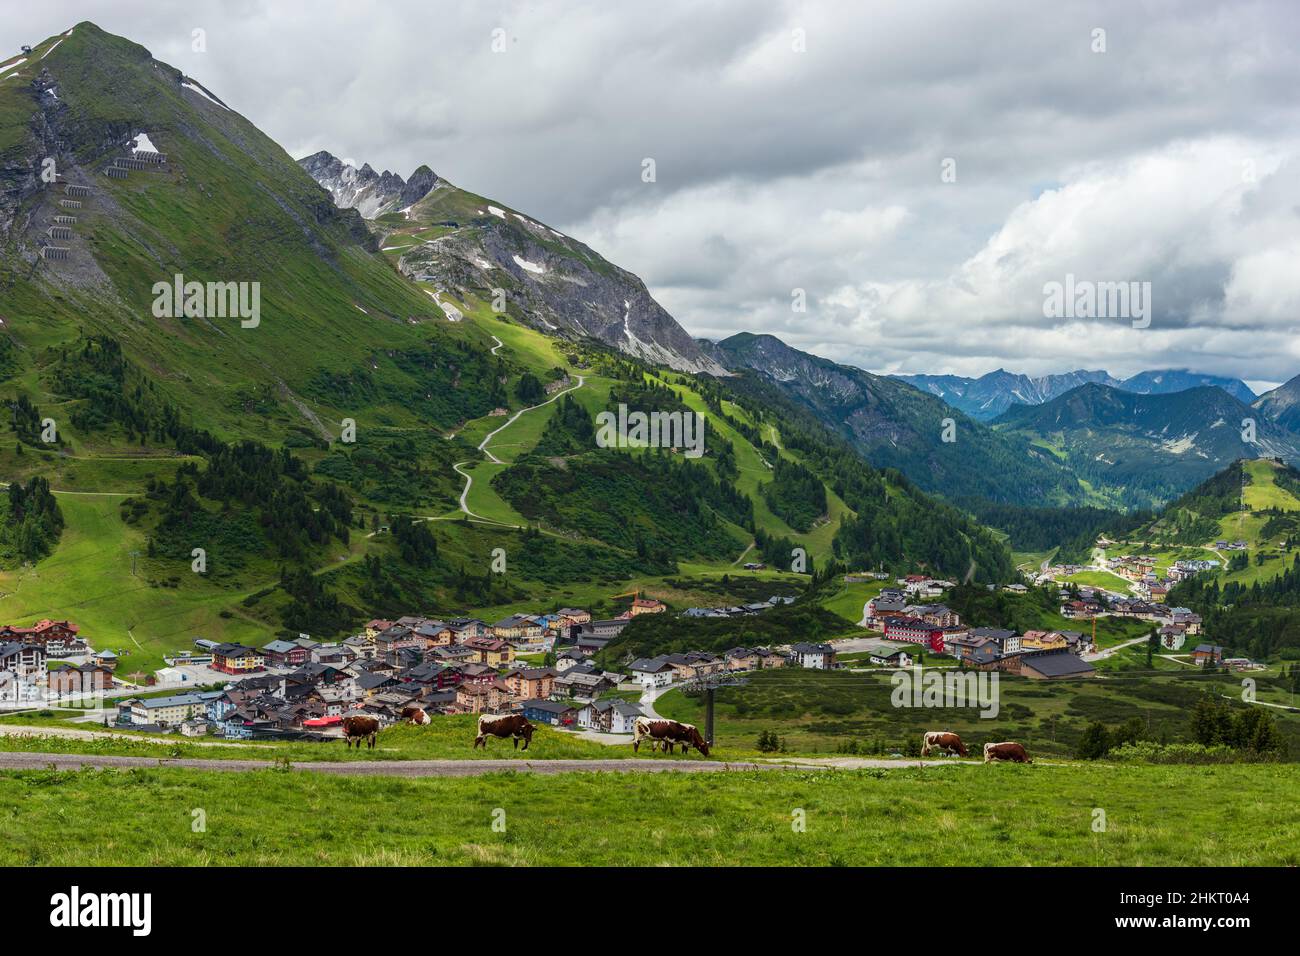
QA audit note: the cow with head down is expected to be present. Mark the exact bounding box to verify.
[983,741,1032,763]
[474,713,535,750]
[632,717,710,757]
[401,706,431,726]
[921,731,968,757]
[341,714,381,749]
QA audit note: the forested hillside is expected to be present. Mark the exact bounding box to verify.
[1172,556,1300,660]
[708,372,1016,582]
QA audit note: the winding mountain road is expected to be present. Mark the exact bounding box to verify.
[439,373,586,526]
[476,374,585,465]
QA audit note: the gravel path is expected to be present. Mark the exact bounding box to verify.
[0,751,969,776]
[0,724,263,747]
[0,752,791,776]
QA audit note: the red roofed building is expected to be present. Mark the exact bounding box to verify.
[0,620,82,652]
[882,616,947,653]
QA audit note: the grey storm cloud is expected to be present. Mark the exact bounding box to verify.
[8,0,1300,384]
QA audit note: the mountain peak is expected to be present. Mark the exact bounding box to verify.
[297,151,440,218]
[299,151,724,375]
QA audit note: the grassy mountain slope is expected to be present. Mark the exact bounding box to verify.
[1,22,505,446]
[1163,460,1300,660]
[692,368,1016,582]
[1130,458,1300,585]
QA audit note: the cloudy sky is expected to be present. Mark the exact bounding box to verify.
[11,0,1300,390]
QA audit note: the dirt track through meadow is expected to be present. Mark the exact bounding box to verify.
[0,751,969,777]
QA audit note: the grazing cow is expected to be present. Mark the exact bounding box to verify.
[341,714,381,750]
[401,706,431,726]
[632,717,710,757]
[474,713,535,751]
[983,741,1032,763]
[921,731,968,757]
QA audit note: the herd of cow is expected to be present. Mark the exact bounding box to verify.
[340,710,714,755]
[469,714,711,755]
[921,731,1032,763]
[342,713,1027,763]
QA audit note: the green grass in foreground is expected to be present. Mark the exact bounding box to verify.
[2,762,1296,865]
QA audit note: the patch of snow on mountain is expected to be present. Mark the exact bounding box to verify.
[512,255,545,275]
[42,39,65,59]
[0,58,27,77]
[616,301,724,374]
[181,79,229,110]
[487,206,506,219]
[132,133,158,154]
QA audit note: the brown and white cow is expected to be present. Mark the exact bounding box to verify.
[632,717,710,757]
[401,706,431,726]
[341,714,381,750]
[921,731,968,757]
[474,713,535,750]
[983,741,1032,763]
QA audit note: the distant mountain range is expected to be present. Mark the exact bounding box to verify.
[702,333,1300,510]
[897,368,1256,421]
[992,382,1300,508]
[702,333,1087,506]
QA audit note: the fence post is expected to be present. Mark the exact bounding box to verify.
[705,686,715,746]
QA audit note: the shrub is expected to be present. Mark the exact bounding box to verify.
[1075,721,1112,759]
[1108,741,1262,764]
